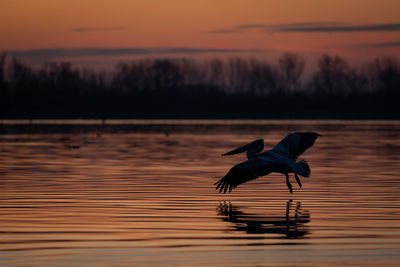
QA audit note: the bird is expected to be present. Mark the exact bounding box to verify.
[215,132,322,194]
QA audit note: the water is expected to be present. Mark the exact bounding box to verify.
[1,120,400,266]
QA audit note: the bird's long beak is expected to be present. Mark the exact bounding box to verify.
[222,143,251,156]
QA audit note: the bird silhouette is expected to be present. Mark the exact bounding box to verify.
[215,132,321,193]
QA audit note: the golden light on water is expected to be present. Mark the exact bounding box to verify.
[1,121,400,265]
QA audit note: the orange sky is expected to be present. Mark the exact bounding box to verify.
[1,0,399,66]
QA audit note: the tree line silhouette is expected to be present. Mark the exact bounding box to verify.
[1,52,399,118]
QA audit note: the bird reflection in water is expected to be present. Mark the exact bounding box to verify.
[217,200,310,239]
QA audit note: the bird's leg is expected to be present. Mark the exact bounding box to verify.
[286,200,292,220]
[285,173,293,194]
[294,173,302,188]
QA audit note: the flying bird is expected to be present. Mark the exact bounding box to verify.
[215,132,321,194]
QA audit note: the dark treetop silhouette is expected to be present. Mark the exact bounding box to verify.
[1,53,400,119]
[215,132,321,193]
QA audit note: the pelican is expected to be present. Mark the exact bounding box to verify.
[215,132,321,194]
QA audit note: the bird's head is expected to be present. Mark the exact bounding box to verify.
[310,132,322,141]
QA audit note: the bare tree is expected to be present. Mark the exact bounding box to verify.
[278,53,305,94]
[0,52,6,99]
[311,55,351,96]
[367,57,400,95]
[8,57,34,98]
[0,53,6,87]
[206,59,224,90]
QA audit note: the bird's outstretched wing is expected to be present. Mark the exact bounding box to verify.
[271,132,321,159]
[215,156,311,193]
[222,139,264,160]
[215,157,279,193]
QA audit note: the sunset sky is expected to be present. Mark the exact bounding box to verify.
[1,0,399,68]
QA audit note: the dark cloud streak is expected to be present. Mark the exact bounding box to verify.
[235,24,269,29]
[209,22,400,34]
[279,23,400,32]
[208,29,243,34]
[358,41,400,48]
[7,47,268,61]
[71,26,128,32]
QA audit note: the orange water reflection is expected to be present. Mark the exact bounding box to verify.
[1,121,400,266]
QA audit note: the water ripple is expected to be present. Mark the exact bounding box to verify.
[1,121,400,266]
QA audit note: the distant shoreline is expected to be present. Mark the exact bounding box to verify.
[2,118,399,135]
[1,118,400,125]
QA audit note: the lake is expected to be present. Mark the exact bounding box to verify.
[1,120,400,266]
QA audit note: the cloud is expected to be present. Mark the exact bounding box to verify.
[209,22,400,34]
[208,29,243,34]
[361,41,400,48]
[346,41,400,49]
[276,22,400,32]
[7,47,268,61]
[235,24,269,29]
[71,26,128,32]
[206,24,269,34]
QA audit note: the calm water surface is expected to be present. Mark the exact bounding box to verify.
[1,120,400,266]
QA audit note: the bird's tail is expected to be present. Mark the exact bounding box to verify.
[298,159,311,178]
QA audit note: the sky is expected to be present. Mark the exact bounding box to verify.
[1,0,400,69]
